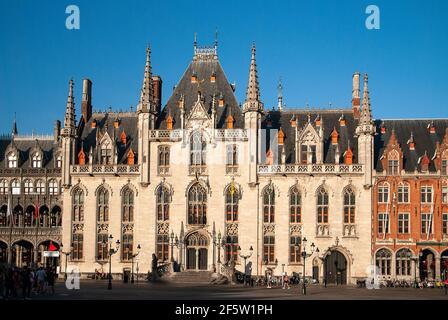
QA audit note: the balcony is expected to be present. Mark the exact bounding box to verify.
[0,167,61,177]
[148,129,248,142]
[257,164,364,175]
[71,165,140,175]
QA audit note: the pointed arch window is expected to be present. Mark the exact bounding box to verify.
[396,249,412,276]
[263,186,275,223]
[378,182,389,203]
[387,150,399,175]
[0,180,8,194]
[376,249,392,276]
[24,179,33,194]
[226,144,238,174]
[0,205,7,227]
[50,206,62,227]
[32,153,42,168]
[72,234,83,261]
[343,188,356,224]
[187,183,207,225]
[72,188,84,222]
[157,145,170,175]
[35,180,45,195]
[100,140,113,165]
[317,187,329,224]
[11,179,20,195]
[156,185,170,221]
[49,180,59,195]
[225,184,239,222]
[397,182,410,203]
[442,150,448,175]
[7,152,17,168]
[225,235,239,263]
[289,187,301,223]
[122,188,134,222]
[190,131,206,166]
[97,188,109,222]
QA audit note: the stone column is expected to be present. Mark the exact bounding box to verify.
[195,249,199,271]
[7,245,12,265]
[435,256,441,281]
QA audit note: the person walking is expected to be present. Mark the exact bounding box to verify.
[283,273,290,290]
[47,268,55,295]
[21,266,32,300]
[36,267,46,294]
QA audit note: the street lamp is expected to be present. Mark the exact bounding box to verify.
[170,231,175,262]
[106,234,120,290]
[296,236,318,295]
[131,244,141,284]
[60,243,73,280]
[238,245,253,285]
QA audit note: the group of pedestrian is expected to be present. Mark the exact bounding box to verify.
[0,265,56,300]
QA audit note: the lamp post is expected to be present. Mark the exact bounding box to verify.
[296,236,318,295]
[131,244,141,284]
[170,231,175,262]
[106,235,120,290]
[238,245,253,285]
[212,228,216,273]
[60,243,73,280]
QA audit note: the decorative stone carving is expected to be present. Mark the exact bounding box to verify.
[97,223,109,233]
[72,223,84,233]
[122,222,134,234]
[263,223,275,235]
[157,222,169,235]
[316,224,330,236]
[289,223,302,235]
[226,223,238,236]
[343,224,357,237]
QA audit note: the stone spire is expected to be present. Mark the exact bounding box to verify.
[352,72,361,119]
[359,73,372,125]
[137,45,154,114]
[62,79,76,136]
[243,43,263,113]
[11,113,18,137]
[277,78,283,112]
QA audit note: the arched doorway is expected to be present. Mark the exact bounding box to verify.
[0,241,8,263]
[440,250,448,281]
[324,250,347,285]
[185,232,209,270]
[37,240,60,268]
[419,249,436,280]
[11,240,34,268]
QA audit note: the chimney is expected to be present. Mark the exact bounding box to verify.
[152,75,162,114]
[54,120,61,143]
[82,78,92,123]
[352,72,361,119]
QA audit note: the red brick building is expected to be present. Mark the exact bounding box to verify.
[373,121,448,282]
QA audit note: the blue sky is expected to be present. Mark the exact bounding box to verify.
[0,0,447,134]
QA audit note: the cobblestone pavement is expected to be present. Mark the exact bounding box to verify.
[16,280,448,300]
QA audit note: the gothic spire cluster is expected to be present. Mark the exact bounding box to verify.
[62,79,76,136]
[137,45,155,114]
[359,73,372,125]
[243,43,263,113]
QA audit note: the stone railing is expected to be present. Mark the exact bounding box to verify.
[257,164,364,175]
[189,165,207,176]
[149,130,183,141]
[0,168,61,176]
[215,129,248,140]
[0,226,62,239]
[71,165,140,175]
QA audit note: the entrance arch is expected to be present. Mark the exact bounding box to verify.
[324,250,347,285]
[37,240,60,268]
[185,232,209,270]
[0,240,7,263]
[11,240,34,268]
[420,249,436,280]
[441,249,448,281]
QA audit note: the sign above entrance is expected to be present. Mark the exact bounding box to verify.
[43,251,60,258]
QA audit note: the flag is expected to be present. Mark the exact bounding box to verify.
[6,196,12,217]
[49,241,57,251]
[34,201,39,219]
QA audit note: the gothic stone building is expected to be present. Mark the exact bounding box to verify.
[1,40,447,285]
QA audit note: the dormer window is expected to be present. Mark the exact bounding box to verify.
[100,140,113,165]
[7,153,17,168]
[32,153,42,168]
[210,72,216,83]
[191,73,197,83]
[387,150,399,175]
[56,154,62,168]
[300,145,316,164]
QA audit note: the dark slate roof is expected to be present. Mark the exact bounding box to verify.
[374,119,448,172]
[78,112,138,164]
[261,109,358,164]
[0,136,60,169]
[157,58,242,129]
